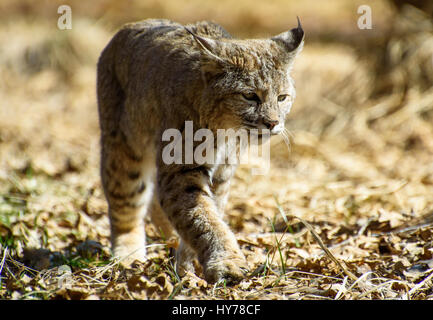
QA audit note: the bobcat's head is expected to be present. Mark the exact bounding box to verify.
[188,19,304,135]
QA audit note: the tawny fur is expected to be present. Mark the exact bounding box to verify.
[97,18,303,283]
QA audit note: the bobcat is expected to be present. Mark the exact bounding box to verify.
[97,18,303,284]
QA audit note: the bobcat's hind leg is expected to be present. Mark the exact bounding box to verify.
[149,196,198,276]
[175,240,197,276]
[149,196,174,240]
[101,127,155,266]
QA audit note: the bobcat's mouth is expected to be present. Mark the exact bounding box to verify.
[242,121,280,136]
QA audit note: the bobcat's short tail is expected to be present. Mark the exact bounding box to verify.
[96,37,125,136]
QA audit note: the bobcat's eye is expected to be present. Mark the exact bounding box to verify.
[242,92,261,103]
[277,94,289,102]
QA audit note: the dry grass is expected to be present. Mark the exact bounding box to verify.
[0,0,432,300]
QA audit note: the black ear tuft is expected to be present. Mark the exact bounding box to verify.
[271,17,304,53]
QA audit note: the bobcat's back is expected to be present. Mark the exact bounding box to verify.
[97,19,232,135]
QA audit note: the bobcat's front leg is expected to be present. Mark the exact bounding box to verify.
[157,164,248,283]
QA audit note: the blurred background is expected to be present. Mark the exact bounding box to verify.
[0,0,432,299]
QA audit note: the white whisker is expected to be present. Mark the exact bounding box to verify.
[280,128,292,154]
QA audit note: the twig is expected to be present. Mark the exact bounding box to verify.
[408,270,433,298]
[274,199,358,282]
[295,215,358,282]
[0,247,8,288]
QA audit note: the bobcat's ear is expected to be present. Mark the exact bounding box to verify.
[185,27,228,78]
[185,28,224,62]
[271,17,304,65]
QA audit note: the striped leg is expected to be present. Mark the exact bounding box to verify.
[157,163,248,283]
[101,126,155,265]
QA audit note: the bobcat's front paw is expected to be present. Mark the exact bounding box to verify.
[203,253,249,284]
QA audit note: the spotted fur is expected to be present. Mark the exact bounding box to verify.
[97,18,303,283]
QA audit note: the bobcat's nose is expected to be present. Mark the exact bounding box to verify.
[263,119,279,131]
